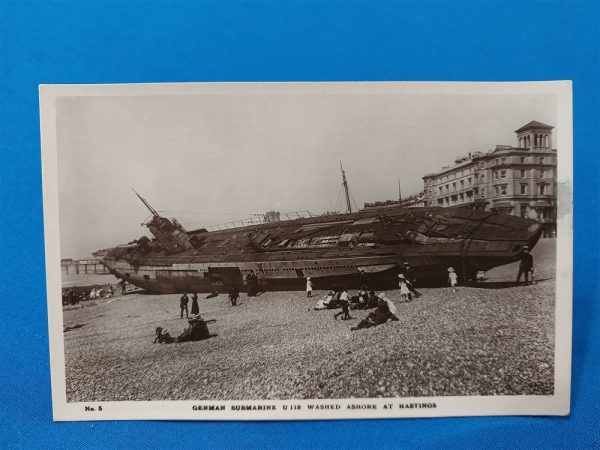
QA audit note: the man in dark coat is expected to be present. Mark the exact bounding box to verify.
[229,284,239,306]
[516,246,534,284]
[180,293,189,318]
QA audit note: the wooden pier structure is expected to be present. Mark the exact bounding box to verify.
[61,259,110,275]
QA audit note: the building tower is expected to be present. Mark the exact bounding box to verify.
[515,120,553,149]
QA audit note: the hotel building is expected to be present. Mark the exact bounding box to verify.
[422,121,557,236]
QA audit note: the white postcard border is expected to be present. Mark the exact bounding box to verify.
[40,81,572,421]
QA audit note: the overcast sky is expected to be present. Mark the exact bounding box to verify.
[56,90,556,258]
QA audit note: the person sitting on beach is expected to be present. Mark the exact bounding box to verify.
[357,289,368,309]
[349,293,360,310]
[313,291,334,310]
[366,291,379,309]
[154,326,174,344]
[176,315,213,342]
[350,293,399,331]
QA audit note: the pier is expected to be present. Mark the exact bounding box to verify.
[61,259,110,275]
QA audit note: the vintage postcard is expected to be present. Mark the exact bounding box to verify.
[40,81,572,421]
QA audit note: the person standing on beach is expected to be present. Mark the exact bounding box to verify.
[334,289,351,320]
[516,246,534,285]
[398,274,411,302]
[306,277,313,298]
[190,292,199,315]
[399,262,421,299]
[251,271,259,296]
[180,293,189,318]
[246,270,258,297]
[448,267,458,292]
[228,285,239,306]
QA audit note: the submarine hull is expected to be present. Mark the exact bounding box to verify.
[98,205,543,294]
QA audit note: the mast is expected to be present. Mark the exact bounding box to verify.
[398,178,402,202]
[132,188,159,217]
[340,162,352,213]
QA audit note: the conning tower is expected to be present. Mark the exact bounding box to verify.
[133,190,193,253]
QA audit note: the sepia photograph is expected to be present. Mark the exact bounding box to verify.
[40,82,572,421]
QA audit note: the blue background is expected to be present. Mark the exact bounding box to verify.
[0,1,598,448]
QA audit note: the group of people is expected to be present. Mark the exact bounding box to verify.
[312,287,400,331]
[89,285,114,300]
[62,284,117,305]
[179,292,200,318]
[154,314,216,344]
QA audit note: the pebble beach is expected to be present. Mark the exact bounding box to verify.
[63,239,556,402]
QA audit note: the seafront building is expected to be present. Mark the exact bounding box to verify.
[421,120,557,236]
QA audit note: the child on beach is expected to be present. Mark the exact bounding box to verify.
[334,289,351,320]
[398,274,411,302]
[448,267,458,292]
[306,277,313,298]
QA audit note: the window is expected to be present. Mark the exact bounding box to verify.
[540,169,546,178]
[468,177,472,185]
[501,157,506,164]
[521,169,527,178]
[452,182,456,191]
[539,184,547,195]
[538,156,544,164]
[494,186,499,196]
[495,158,500,166]
[520,157,526,163]
[520,204,528,217]
[501,185,508,196]
[494,171,499,180]
[143,275,150,280]
[500,170,506,179]
[520,184,527,195]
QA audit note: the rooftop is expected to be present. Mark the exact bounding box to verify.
[514,120,554,133]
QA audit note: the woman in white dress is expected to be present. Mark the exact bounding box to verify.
[397,274,410,302]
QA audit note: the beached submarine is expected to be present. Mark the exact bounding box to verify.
[94,189,542,294]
